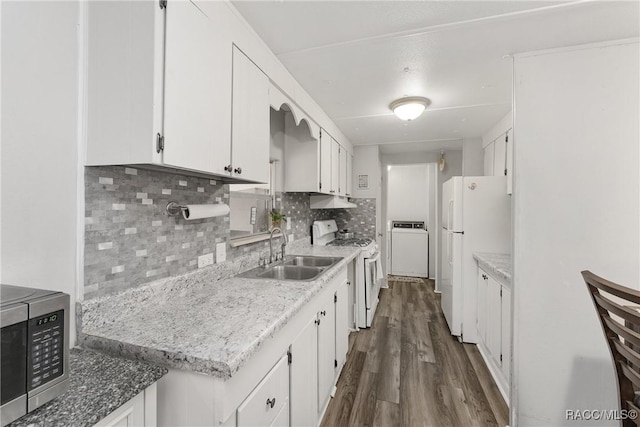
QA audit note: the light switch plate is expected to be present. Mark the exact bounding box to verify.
[286,217,291,230]
[198,253,214,269]
[216,242,226,263]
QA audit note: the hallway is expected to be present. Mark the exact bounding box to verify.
[321,278,509,426]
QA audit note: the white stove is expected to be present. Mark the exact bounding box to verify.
[312,220,380,328]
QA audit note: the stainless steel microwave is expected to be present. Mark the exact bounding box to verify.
[1,284,70,426]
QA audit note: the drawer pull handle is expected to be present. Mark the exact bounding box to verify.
[266,397,276,409]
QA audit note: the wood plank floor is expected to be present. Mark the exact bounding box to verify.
[321,278,509,427]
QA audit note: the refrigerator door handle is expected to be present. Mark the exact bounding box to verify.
[447,232,453,265]
[448,200,454,230]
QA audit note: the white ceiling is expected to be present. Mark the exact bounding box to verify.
[232,1,640,153]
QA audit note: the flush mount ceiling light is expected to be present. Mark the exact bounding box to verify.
[389,96,431,121]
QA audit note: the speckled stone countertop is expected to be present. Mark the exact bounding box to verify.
[473,252,512,285]
[8,347,167,427]
[79,243,361,380]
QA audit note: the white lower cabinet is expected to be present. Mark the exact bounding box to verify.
[290,315,318,427]
[271,401,289,427]
[156,267,350,427]
[290,278,350,427]
[476,267,511,404]
[237,354,289,427]
[335,281,349,372]
[476,270,488,343]
[486,277,502,361]
[95,383,157,427]
[317,295,336,414]
[500,286,512,381]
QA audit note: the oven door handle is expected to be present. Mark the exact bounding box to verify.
[365,252,380,264]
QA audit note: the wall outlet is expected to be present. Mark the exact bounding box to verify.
[198,253,214,269]
[216,242,226,263]
[286,217,291,230]
[288,234,294,243]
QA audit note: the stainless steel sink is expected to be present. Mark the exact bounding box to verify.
[257,265,323,280]
[237,255,342,281]
[282,256,342,268]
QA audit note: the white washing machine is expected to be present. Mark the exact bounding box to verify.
[391,221,429,278]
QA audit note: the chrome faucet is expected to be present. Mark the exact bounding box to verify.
[269,227,288,264]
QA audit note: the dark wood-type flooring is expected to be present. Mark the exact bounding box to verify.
[321,278,509,427]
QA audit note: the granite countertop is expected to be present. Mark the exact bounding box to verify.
[9,347,167,427]
[473,252,512,285]
[80,244,361,380]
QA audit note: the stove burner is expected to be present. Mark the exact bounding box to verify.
[327,238,373,248]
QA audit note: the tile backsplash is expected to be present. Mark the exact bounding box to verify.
[84,166,229,298]
[323,198,377,239]
[84,166,376,299]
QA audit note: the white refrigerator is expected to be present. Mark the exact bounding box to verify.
[441,176,511,343]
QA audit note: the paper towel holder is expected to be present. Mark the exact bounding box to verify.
[166,201,186,217]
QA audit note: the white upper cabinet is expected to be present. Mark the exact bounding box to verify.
[483,131,510,182]
[330,138,340,194]
[339,144,347,196]
[231,46,270,183]
[317,129,347,196]
[85,1,270,183]
[320,130,332,194]
[85,1,165,167]
[493,133,507,177]
[163,0,229,175]
[346,153,353,197]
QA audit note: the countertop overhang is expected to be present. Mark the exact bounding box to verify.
[79,244,361,380]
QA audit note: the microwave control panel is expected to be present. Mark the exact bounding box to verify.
[27,310,64,390]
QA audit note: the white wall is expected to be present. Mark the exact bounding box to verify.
[353,145,381,200]
[387,164,429,222]
[381,150,463,287]
[512,40,639,426]
[1,1,80,346]
[353,145,383,271]
[462,138,484,176]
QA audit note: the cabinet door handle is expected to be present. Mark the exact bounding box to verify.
[266,397,276,409]
[234,167,242,174]
[329,190,335,193]
[224,165,232,172]
[320,310,326,316]
[315,318,321,325]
